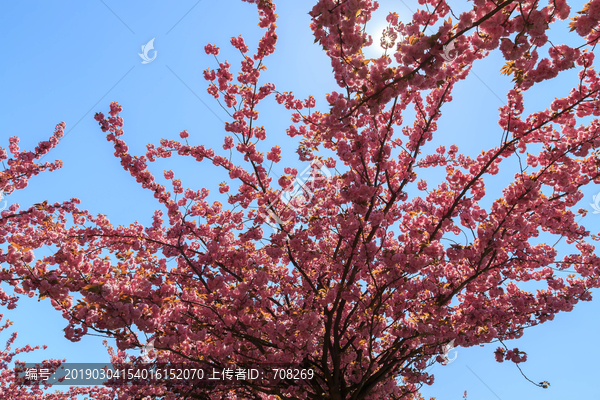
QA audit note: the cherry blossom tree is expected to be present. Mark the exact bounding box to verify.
[3,0,600,398]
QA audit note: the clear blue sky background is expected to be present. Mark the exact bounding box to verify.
[1,0,598,399]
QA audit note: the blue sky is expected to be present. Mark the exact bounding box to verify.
[1,0,598,398]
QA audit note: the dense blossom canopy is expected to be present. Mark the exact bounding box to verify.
[2,0,600,398]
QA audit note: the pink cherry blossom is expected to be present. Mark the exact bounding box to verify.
[4,0,600,398]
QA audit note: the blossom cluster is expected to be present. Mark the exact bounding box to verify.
[2,0,600,398]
